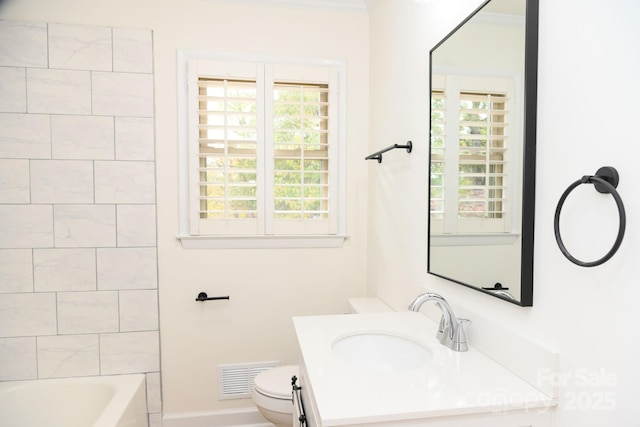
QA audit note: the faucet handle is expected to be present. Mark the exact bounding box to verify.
[451,318,471,352]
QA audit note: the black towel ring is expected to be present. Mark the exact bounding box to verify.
[554,166,626,267]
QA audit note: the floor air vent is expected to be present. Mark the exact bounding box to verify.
[218,361,279,399]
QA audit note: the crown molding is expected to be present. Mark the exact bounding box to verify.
[207,0,368,11]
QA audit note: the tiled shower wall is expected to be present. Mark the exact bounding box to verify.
[0,20,161,423]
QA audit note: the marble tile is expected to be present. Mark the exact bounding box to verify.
[92,72,154,117]
[0,337,37,381]
[27,68,91,115]
[30,160,94,204]
[97,248,157,290]
[51,115,115,160]
[119,290,158,332]
[117,204,157,247]
[0,67,27,112]
[57,291,118,334]
[115,117,155,161]
[48,23,112,71]
[34,248,97,292]
[54,204,116,248]
[0,113,51,159]
[0,205,54,249]
[94,161,156,204]
[0,249,33,293]
[37,334,100,378]
[113,28,153,74]
[0,159,30,203]
[99,331,160,375]
[0,21,47,67]
[146,372,162,413]
[0,293,57,337]
[0,19,160,389]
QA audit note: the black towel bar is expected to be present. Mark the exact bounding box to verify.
[365,141,412,163]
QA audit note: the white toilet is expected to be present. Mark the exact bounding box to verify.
[252,364,299,427]
[252,298,392,427]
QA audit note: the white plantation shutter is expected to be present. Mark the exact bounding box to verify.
[458,92,507,220]
[430,73,513,235]
[198,78,259,219]
[266,63,338,235]
[269,79,335,235]
[430,90,446,220]
[188,60,264,235]
[272,82,329,220]
[187,59,339,238]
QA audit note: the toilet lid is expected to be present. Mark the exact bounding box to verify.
[254,365,299,399]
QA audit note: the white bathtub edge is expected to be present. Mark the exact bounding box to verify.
[0,374,149,427]
[95,374,148,427]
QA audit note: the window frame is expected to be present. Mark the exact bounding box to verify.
[430,68,522,246]
[177,51,347,249]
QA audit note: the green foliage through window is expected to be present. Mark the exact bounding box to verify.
[273,82,329,220]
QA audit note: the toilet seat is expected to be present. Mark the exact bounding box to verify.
[254,365,298,399]
[253,365,298,415]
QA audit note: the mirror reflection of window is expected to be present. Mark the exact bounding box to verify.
[430,75,515,235]
[458,91,506,221]
[430,90,445,220]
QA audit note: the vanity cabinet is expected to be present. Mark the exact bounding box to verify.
[295,359,552,427]
[292,312,556,427]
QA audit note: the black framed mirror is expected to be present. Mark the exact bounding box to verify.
[428,0,538,306]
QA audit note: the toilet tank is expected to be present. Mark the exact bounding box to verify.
[348,297,393,314]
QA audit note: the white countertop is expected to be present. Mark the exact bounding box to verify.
[293,311,555,426]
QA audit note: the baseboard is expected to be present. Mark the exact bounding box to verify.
[163,406,272,427]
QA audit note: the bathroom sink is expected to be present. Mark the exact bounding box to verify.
[332,332,432,373]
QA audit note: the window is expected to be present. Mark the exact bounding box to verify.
[178,54,346,248]
[197,77,259,223]
[431,74,516,236]
[272,82,330,223]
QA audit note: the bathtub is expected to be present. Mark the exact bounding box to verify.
[0,374,148,427]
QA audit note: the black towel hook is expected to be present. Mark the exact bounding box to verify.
[554,166,626,267]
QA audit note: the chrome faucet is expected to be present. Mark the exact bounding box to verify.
[408,293,469,352]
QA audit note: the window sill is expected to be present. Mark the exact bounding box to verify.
[177,234,348,249]
[430,233,519,247]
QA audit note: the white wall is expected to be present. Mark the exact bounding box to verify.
[367,0,640,425]
[0,0,370,416]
